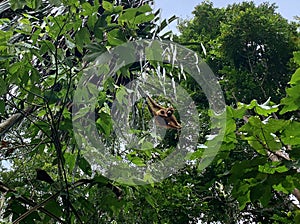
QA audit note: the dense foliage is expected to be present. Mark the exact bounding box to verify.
[178,1,299,103]
[0,0,299,223]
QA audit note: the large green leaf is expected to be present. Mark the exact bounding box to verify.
[79,156,92,176]
[107,29,126,46]
[102,1,113,12]
[75,27,91,53]
[282,121,300,145]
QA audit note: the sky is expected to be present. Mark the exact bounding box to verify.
[153,0,300,33]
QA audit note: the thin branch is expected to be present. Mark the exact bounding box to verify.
[0,107,34,137]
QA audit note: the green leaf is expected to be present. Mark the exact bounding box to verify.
[44,200,63,217]
[115,85,127,104]
[283,175,300,192]
[282,121,300,145]
[134,13,154,25]
[0,78,7,95]
[230,157,267,182]
[280,68,300,114]
[40,40,56,55]
[137,4,152,13]
[295,210,300,223]
[87,13,98,30]
[273,183,289,194]
[247,98,279,116]
[79,156,92,176]
[113,5,123,14]
[0,30,13,51]
[275,165,289,173]
[264,118,288,133]
[0,55,14,61]
[64,152,77,172]
[119,8,138,22]
[243,136,267,155]
[9,62,24,75]
[102,1,113,12]
[250,184,271,207]
[131,157,145,167]
[290,68,300,85]
[239,116,285,154]
[25,0,42,9]
[145,194,156,208]
[26,85,40,103]
[190,148,204,160]
[10,0,27,10]
[84,43,107,62]
[230,104,247,119]
[81,2,93,16]
[237,190,250,210]
[107,29,126,46]
[293,51,300,65]
[75,27,91,53]
[96,111,113,136]
[280,96,300,114]
[259,162,288,174]
[141,141,154,151]
[93,175,109,185]
[0,18,10,26]
[0,30,13,43]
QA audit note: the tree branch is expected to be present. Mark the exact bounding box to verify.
[0,107,34,137]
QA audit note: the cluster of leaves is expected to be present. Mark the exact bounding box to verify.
[0,0,178,223]
[225,53,300,222]
[175,1,300,222]
[178,1,299,103]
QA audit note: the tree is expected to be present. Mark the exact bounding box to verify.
[178,1,299,103]
[176,1,300,223]
[1,0,300,223]
[0,0,173,223]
